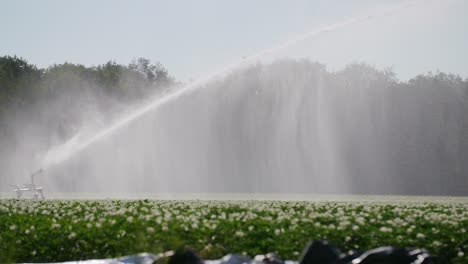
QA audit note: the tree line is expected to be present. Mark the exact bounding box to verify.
[0,55,176,138]
[0,55,174,110]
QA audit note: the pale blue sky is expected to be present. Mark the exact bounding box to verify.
[1,0,467,81]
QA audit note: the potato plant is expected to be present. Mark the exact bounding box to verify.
[0,198,467,263]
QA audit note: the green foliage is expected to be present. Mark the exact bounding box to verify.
[0,55,174,110]
[0,55,176,148]
[0,56,42,108]
[0,199,467,263]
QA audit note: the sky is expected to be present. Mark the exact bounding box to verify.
[1,0,467,81]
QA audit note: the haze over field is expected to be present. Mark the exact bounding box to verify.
[45,61,468,195]
[1,0,467,196]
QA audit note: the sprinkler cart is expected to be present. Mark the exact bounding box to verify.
[9,169,45,200]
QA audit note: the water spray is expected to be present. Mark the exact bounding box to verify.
[41,0,422,171]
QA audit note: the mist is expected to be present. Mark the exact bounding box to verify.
[35,59,468,195]
[0,58,175,191]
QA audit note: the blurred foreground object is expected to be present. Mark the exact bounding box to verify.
[42,240,431,264]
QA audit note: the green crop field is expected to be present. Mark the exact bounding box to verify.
[0,198,467,263]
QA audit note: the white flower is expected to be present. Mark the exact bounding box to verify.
[458,251,464,257]
[379,227,392,233]
[68,232,76,239]
[10,225,16,231]
[147,227,155,234]
[86,223,93,228]
[127,216,133,223]
[356,217,365,225]
[235,231,244,237]
[416,233,425,239]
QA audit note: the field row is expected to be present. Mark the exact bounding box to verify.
[0,198,467,263]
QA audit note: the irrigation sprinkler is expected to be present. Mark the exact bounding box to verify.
[9,169,45,200]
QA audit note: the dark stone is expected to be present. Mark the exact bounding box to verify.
[339,250,362,263]
[407,249,433,264]
[168,248,203,264]
[351,246,429,264]
[298,240,341,264]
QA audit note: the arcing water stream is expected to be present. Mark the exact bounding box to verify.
[41,1,419,171]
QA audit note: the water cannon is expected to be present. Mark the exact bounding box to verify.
[30,168,44,184]
[9,169,45,200]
